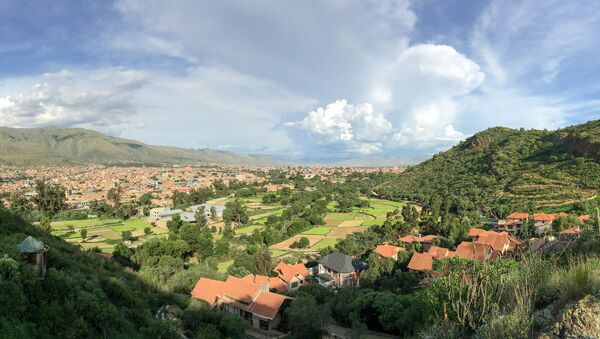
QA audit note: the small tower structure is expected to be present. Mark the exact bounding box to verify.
[17,236,49,279]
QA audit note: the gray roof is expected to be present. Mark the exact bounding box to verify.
[17,236,48,253]
[318,252,367,273]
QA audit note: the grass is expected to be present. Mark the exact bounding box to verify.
[311,237,338,250]
[109,224,136,232]
[325,213,363,221]
[234,225,263,235]
[51,218,120,229]
[362,219,385,227]
[271,250,289,257]
[217,260,234,273]
[301,227,331,235]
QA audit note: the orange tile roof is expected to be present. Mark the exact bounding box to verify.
[399,235,417,243]
[191,278,225,306]
[268,277,287,292]
[274,261,308,283]
[407,252,433,271]
[248,292,290,320]
[468,228,487,237]
[455,242,494,262]
[223,275,262,304]
[373,242,402,258]
[533,213,555,222]
[507,212,529,220]
[428,245,452,260]
[399,235,436,244]
[560,227,582,235]
[241,274,270,285]
[579,215,590,222]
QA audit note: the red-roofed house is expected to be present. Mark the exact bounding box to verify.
[427,245,455,260]
[559,227,582,241]
[399,234,437,252]
[455,242,497,262]
[407,252,434,272]
[271,262,309,292]
[190,275,292,332]
[469,228,523,256]
[373,242,403,260]
[532,213,556,235]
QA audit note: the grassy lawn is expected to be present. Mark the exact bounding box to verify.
[217,260,234,273]
[271,250,289,257]
[311,237,338,250]
[213,234,223,240]
[109,224,136,232]
[301,227,331,235]
[362,219,385,227]
[234,225,263,235]
[122,219,152,229]
[325,213,363,221]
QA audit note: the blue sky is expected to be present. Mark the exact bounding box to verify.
[1,0,600,163]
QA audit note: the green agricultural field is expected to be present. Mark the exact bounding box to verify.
[51,218,121,230]
[311,237,338,250]
[234,225,263,235]
[325,212,365,221]
[301,227,331,235]
[362,219,385,227]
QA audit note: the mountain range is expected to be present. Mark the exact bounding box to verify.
[0,126,291,166]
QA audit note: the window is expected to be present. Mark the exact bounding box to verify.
[259,319,269,331]
[291,281,299,288]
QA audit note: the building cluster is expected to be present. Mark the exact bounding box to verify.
[0,164,405,210]
[190,252,367,335]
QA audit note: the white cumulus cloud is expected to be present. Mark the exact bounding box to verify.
[285,99,393,155]
[0,69,148,134]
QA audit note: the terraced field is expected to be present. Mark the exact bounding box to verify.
[268,197,406,253]
[50,218,163,253]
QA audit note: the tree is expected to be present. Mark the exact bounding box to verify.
[80,229,88,242]
[298,237,310,248]
[179,223,214,257]
[121,230,133,241]
[144,227,152,235]
[167,214,183,234]
[210,206,218,220]
[138,193,153,206]
[195,209,208,226]
[39,216,52,232]
[285,296,328,339]
[33,181,65,216]
[223,199,248,226]
[107,186,122,206]
[171,191,189,209]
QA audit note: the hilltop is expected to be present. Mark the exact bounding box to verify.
[0,126,289,166]
[377,120,600,214]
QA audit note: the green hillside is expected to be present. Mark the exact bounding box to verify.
[377,120,600,215]
[0,126,287,166]
[0,207,180,337]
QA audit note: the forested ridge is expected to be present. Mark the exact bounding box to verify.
[377,120,600,216]
[0,206,247,338]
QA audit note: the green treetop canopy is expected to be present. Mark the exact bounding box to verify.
[17,236,48,253]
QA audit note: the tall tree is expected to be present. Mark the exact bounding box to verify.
[33,181,65,216]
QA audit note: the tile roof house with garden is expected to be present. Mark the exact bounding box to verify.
[269,261,310,292]
[373,242,403,260]
[469,228,524,257]
[316,252,367,288]
[191,275,292,333]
